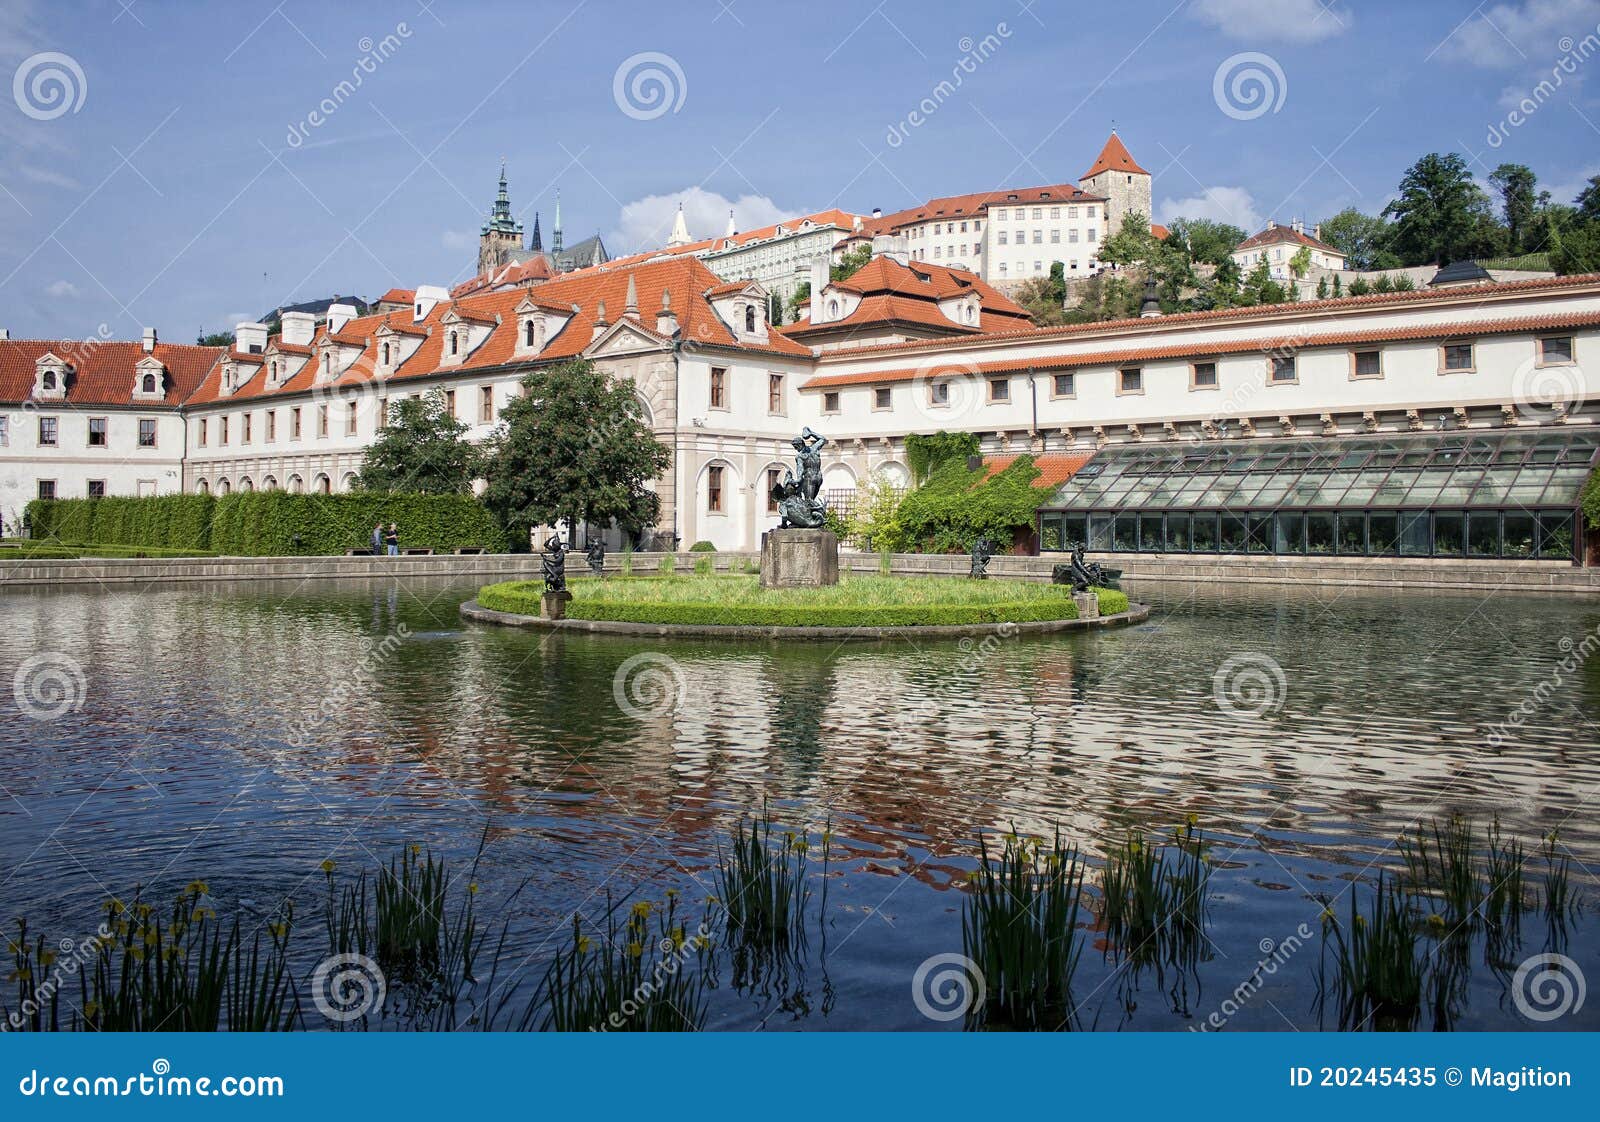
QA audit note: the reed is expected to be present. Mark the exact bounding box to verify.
[713,801,814,952]
[962,829,1088,1029]
[1540,831,1575,929]
[1398,814,1478,925]
[1099,819,1211,969]
[1319,876,1424,1030]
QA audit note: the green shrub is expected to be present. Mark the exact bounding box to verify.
[1582,461,1600,530]
[1095,587,1130,616]
[688,540,717,552]
[891,456,1056,554]
[26,495,215,550]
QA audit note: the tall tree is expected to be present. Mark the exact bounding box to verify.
[355,389,480,494]
[1489,163,1538,252]
[1575,175,1600,221]
[1382,153,1495,265]
[480,360,671,550]
[1166,217,1245,265]
[1317,208,1398,271]
[1014,261,1069,325]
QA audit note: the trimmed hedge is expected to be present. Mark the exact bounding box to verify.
[21,491,505,556]
[1095,588,1130,616]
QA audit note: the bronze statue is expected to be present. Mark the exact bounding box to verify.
[585,538,606,577]
[541,534,568,593]
[771,426,831,529]
[1055,540,1110,592]
[969,536,994,579]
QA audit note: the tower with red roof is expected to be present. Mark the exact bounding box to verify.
[1077,129,1152,239]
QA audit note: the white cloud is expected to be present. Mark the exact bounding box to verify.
[1438,0,1600,66]
[441,230,475,251]
[1156,186,1263,234]
[607,186,805,256]
[44,280,81,298]
[1190,0,1351,43]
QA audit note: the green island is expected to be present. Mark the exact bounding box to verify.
[477,573,1130,628]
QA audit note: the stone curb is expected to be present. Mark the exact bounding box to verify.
[457,598,1151,641]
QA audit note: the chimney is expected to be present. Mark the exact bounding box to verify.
[234,322,269,354]
[1266,219,1277,230]
[1313,223,1322,241]
[412,284,447,323]
[1292,217,1304,235]
[327,302,357,334]
[809,258,830,321]
[871,207,882,219]
[656,289,677,335]
[142,327,157,353]
[872,233,909,266]
[0,328,8,340]
[592,298,609,341]
[280,311,316,347]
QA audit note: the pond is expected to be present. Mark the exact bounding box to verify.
[2,575,1597,1030]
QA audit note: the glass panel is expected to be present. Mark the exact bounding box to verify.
[1112,514,1137,551]
[1502,512,1535,559]
[1249,480,1294,508]
[1040,516,1063,552]
[1247,514,1273,553]
[1434,512,1465,556]
[1139,514,1164,552]
[1398,512,1431,556]
[1165,514,1192,552]
[1307,513,1336,554]
[1336,513,1366,555]
[1274,512,1305,554]
[1192,513,1218,552]
[1435,464,1485,505]
[1369,468,1417,506]
[1405,468,1454,506]
[1471,466,1521,504]
[1062,515,1088,551]
[1219,513,1247,553]
[1538,512,1574,560]
[1089,514,1113,551]
[1467,513,1500,558]
[1368,512,1398,555]
[1313,471,1358,505]
[1506,466,1556,505]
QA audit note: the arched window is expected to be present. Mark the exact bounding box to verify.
[42,371,56,389]
[196,479,210,495]
[449,332,459,356]
[341,471,357,492]
[381,342,391,365]
[315,473,331,494]
[217,479,231,496]
[141,373,157,393]
[828,299,839,317]
[240,477,254,492]
[524,319,536,347]
[262,475,278,491]
[288,474,304,493]
[744,305,756,333]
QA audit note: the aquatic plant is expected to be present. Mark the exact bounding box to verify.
[1319,876,1425,1030]
[962,829,1088,1029]
[713,801,815,952]
[1099,819,1211,970]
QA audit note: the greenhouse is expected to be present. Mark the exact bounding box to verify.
[1037,430,1596,562]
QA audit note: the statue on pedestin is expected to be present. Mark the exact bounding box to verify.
[770,427,830,530]
[541,535,568,593]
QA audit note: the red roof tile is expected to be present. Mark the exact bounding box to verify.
[0,340,223,407]
[1081,131,1149,179]
[1235,224,1342,254]
[985,451,1097,489]
[375,287,415,305]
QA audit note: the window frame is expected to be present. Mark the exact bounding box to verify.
[1537,335,1575,367]
[1440,342,1475,373]
[1269,355,1298,385]
[767,372,785,416]
[822,390,841,414]
[1117,367,1144,396]
[1190,361,1219,391]
[706,464,725,514]
[1350,349,1383,380]
[872,385,893,412]
[709,366,728,411]
[38,416,59,447]
[87,416,108,448]
[987,376,1011,404]
[1050,372,1076,399]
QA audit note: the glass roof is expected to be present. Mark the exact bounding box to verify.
[1043,430,1599,512]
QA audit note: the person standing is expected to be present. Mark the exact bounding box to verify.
[371,522,384,555]
[385,522,400,557]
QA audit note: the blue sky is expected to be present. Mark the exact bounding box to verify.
[2,0,1598,342]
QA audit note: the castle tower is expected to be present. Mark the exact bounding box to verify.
[478,161,524,276]
[1078,130,1152,239]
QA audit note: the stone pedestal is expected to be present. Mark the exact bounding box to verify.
[1073,592,1100,619]
[542,590,574,619]
[760,528,839,589]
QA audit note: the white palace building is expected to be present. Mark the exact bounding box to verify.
[3,239,1598,563]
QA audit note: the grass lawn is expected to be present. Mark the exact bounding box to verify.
[477,574,1130,628]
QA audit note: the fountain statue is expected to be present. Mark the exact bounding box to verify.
[770,427,830,529]
[969,537,994,579]
[585,538,606,577]
[760,426,839,588]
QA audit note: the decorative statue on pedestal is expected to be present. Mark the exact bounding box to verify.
[585,538,606,577]
[541,535,568,593]
[969,536,994,579]
[771,426,830,529]
[1061,540,1108,592]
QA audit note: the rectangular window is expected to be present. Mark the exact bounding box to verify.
[1086,206,1096,218]
[138,418,156,447]
[479,385,494,424]
[823,391,840,413]
[1050,230,1060,243]
[1052,372,1074,397]
[998,232,1008,245]
[444,389,456,417]
[1032,207,1042,219]
[346,403,358,436]
[242,414,252,444]
[1539,335,1574,365]
[198,418,207,446]
[0,415,8,446]
[1352,349,1382,378]
[1442,343,1474,372]
[768,373,784,414]
[1192,361,1218,388]
[930,381,949,406]
[219,416,228,445]
[1271,355,1297,382]
[767,468,782,514]
[1031,230,1042,244]
[266,411,277,442]
[873,386,892,410]
[87,416,107,447]
[1068,228,1080,243]
[707,465,723,513]
[710,367,727,409]
[87,479,106,500]
[1087,228,1096,242]
[291,407,302,439]
[988,377,1010,402]
[39,416,58,446]
[1119,367,1142,394]
[317,405,328,438]
[37,480,56,500]
[1050,207,1060,218]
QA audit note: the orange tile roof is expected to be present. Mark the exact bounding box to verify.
[985,451,1097,489]
[801,308,1600,390]
[782,256,1033,341]
[1235,224,1341,254]
[1081,131,1149,179]
[1151,224,1170,240]
[1,340,222,408]
[853,184,1101,240]
[375,287,415,305]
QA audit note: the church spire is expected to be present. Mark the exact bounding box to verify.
[724,209,737,239]
[529,211,542,252]
[667,201,691,247]
[552,189,563,254]
[483,159,521,236]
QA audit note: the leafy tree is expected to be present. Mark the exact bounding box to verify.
[831,244,872,281]
[1238,259,1285,306]
[355,389,480,494]
[1014,261,1069,325]
[197,331,234,347]
[480,360,670,550]
[1288,245,1313,279]
[1552,220,1600,275]
[1167,217,1245,264]
[786,281,811,322]
[846,474,905,550]
[1062,272,1141,321]
[1315,275,1329,300]
[1317,208,1399,271]
[1347,276,1371,296]
[1382,153,1496,265]
[1489,163,1538,252]
[905,431,980,483]
[1575,175,1600,221]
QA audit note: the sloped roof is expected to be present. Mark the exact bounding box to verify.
[782,257,1033,340]
[1081,131,1149,179]
[853,184,1101,241]
[1235,224,1342,255]
[0,340,223,407]
[985,451,1098,489]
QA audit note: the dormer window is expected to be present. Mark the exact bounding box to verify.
[744,305,756,333]
[524,320,536,347]
[142,373,157,393]
[449,332,459,356]
[43,371,56,389]
[33,354,69,399]
[381,342,391,366]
